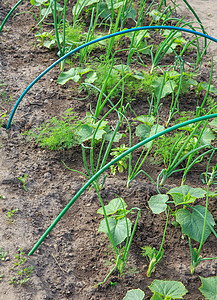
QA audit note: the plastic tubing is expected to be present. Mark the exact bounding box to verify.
[0,0,25,33]
[28,112,217,255]
[6,26,217,129]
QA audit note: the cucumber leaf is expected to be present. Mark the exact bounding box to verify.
[199,276,217,300]
[123,288,145,300]
[97,198,127,215]
[98,217,132,246]
[176,206,216,243]
[167,185,206,206]
[149,280,188,299]
[148,194,169,214]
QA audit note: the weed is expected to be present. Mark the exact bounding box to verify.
[11,248,27,270]
[6,208,18,223]
[110,281,117,287]
[25,109,81,150]
[0,106,7,128]
[9,266,34,286]
[0,247,7,261]
[18,174,28,191]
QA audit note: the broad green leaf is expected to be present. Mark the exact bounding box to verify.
[57,67,92,85]
[98,2,111,19]
[78,0,99,5]
[176,206,216,243]
[103,130,123,143]
[148,194,169,214]
[43,39,56,49]
[135,124,150,141]
[168,185,206,205]
[125,7,137,21]
[57,68,79,85]
[85,71,97,84]
[123,288,145,300]
[127,31,150,46]
[149,280,188,299]
[151,292,163,300]
[130,70,144,80]
[149,9,166,21]
[200,128,215,145]
[187,78,198,86]
[209,118,217,132]
[134,115,155,126]
[98,217,132,245]
[197,82,217,95]
[97,198,127,215]
[105,0,123,10]
[152,77,177,99]
[147,125,165,149]
[165,70,180,79]
[135,124,164,149]
[207,190,217,198]
[114,64,131,73]
[76,124,105,142]
[41,2,63,16]
[199,276,217,300]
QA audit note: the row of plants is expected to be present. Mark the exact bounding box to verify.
[1,0,217,298]
[124,276,217,300]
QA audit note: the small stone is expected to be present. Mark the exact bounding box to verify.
[44,172,52,180]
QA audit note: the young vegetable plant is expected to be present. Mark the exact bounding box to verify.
[18,174,28,191]
[96,196,141,285]
[148,181,217,275]
[141,201,169,277]
[148,280,188,299]
[185,164,217,274]
[6,209,18,223]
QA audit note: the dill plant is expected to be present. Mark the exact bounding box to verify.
[150,132,196,167]
[25,109,81,150]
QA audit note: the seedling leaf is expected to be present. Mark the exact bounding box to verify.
[97,198,127,215]
[199,276,217,300]
[168,185,206,205]
[197,82,217,95]
[136,124,164,149]
[134,115,155,126]
[123,288,145,300]
[98,217,132,246]
[176,206,216,243]
[149,280,188,299]
[135,124,150,141]
[150,293,163,300]
[57,67,92,85]
[148,194,169,214]
[76,124,106,143]
[200,128,215,146]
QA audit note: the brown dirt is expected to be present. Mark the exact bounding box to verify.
[0,1,217,299]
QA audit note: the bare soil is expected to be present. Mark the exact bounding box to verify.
[0,1,217,299]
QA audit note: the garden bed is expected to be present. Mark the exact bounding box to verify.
[0,0,217,299]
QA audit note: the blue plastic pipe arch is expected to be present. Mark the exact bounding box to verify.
[6,25,217,129]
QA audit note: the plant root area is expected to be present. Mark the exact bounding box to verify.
[0,1,217,299]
